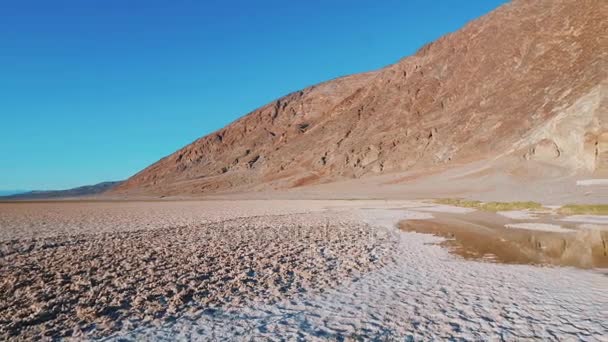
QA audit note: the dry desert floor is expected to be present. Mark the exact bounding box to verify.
[0,200,607,340]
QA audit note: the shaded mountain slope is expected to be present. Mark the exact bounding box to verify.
[113,0,607,196]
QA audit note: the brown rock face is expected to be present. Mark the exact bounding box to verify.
[113,0,607,196]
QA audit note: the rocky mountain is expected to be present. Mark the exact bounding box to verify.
[113,0,607,197]
[1,182,122,200]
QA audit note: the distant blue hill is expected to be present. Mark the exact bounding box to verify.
[0,181,122,200]
[0,190,29,196]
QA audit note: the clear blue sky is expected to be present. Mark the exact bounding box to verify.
[0,0,506,190]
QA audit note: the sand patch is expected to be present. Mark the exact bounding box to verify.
[358,209,434,227]
[410,204,476,214]
[401,210,435,220]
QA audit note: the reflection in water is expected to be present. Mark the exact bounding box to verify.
[400,212,608,269]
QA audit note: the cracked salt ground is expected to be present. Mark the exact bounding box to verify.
[109,209,608,341]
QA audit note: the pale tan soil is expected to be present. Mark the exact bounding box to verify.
[162,158,607,205]
[0,201,396,339]
[399,210,608,268]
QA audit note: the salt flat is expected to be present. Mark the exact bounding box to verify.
[1,200,607,340]
[577,179,608,186]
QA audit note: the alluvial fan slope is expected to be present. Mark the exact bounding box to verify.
[113,0,606,196]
